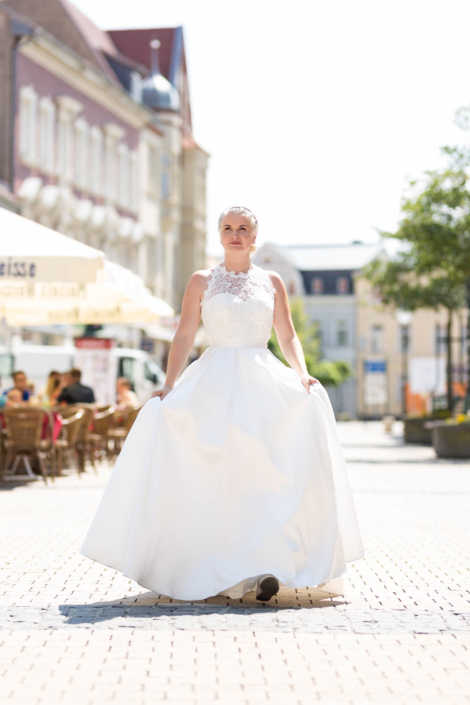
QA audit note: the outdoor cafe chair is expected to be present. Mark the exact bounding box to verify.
[72,406,96,474]
[2,407,54,483]
[54,409,85,479]
[88,406,116,469]
[108,406,142,457]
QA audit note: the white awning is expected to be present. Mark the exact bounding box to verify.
[0,207,174,325]
[0,207,104,283]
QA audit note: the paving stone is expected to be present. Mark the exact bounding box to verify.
[0,421,469,704]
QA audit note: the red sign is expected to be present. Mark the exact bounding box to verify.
[75,338,114,349]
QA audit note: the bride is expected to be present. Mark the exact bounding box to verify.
[81,205,364,602]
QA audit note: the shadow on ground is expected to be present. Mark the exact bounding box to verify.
[58,588,345,625]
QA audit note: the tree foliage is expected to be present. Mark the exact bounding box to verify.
[268,297,353,387]
[362,119,470,411]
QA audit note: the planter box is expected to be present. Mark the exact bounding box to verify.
[432,424,470,458]
[404,418,434,444]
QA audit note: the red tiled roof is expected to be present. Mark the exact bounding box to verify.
[108,28,176,80]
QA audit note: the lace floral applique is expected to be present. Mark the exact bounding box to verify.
[201,264,275,307]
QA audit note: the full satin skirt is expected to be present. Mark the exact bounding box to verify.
[81,345,364,601]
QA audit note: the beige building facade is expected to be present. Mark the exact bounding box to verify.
[355,274,468,418]
[256,242,468,419]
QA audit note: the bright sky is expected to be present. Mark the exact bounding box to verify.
[72,0,470,256]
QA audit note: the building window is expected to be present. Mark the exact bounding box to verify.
[38,97,55,172]
[130,71,143,102]
[147,145,159,195]
[370,325,383,353]
[399,324,410,354]
[435,324,446,355]
[118,143,129,208]
[336,320,348,347]
[311,277,323,295]
[90,126,103,195]
[105,139,118,200]
[129,150,139,212]
[336,276,349,294]
[19,85,38,164]
[161,153,171,200]
[57,118,73,178]
[74,118,89,188]
[371,285,382,304]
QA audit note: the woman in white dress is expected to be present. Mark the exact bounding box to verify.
[81,206,364,602]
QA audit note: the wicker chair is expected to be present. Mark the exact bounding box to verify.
[108,406,141,457]
[2,407,54,483]
[74,407,95,474]
[88,406,116,468]
[54,409,85,478]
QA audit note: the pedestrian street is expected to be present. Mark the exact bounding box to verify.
[0,421,469,704]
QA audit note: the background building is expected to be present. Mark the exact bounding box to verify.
[256,242,468,418]
[256,241,383,417]
[0,0,208,359]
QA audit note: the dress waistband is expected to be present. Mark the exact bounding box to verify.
[210,338,268,348]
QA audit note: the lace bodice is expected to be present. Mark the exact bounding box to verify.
[201,263,276,346]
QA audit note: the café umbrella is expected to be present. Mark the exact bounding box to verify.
[0,208,174,324]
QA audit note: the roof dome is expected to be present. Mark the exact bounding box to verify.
[141,39,180,111]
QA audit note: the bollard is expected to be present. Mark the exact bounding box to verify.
[383,415,395,434]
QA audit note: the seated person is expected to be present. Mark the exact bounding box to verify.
[2,371,31,402]
[27,382,42,407]
[116,377,139,410]
[57,368,95,405]
[5,389,25,408]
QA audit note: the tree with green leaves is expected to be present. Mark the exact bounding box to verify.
[362,121,470,412]
[268,297,353,387]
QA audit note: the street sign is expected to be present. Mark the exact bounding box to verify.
[364,360,388,405]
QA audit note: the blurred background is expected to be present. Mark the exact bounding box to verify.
[0,0,469,427]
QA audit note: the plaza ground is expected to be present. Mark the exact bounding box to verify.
[0,421,469,704]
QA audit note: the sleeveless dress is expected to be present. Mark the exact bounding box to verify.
[80,262,364,601]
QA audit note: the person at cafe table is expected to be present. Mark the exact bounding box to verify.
[2,370,31,402]
[58,368,95,405]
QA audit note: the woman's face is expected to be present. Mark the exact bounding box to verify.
[220,214,256,255]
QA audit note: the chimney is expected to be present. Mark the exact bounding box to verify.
[150,39,161,77]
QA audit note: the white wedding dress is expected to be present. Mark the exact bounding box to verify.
[81,262,364,601]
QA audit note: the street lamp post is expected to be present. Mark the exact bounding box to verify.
[397,310,412,418]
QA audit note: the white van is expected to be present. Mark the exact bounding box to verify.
[0,344,166,404]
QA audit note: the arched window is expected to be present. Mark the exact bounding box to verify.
[118,142,130,208]
[74,118,89,188]
[336,276,349,294]
[90,126,103,195]
[19,85,38,164]
[39,97,55,173]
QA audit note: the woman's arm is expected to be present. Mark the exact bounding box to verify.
[270,272,319,392]
[152,271,207,399]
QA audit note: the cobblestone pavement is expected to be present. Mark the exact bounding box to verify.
[0,421,469,704]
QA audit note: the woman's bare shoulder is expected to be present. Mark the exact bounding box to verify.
[187,268,215,293]
[263,269,285,292]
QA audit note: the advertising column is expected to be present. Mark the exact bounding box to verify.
[74,338,117,405]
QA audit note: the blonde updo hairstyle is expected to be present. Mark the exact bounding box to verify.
[218,206,259,254]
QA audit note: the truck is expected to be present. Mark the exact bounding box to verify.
[0,343,166,404]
